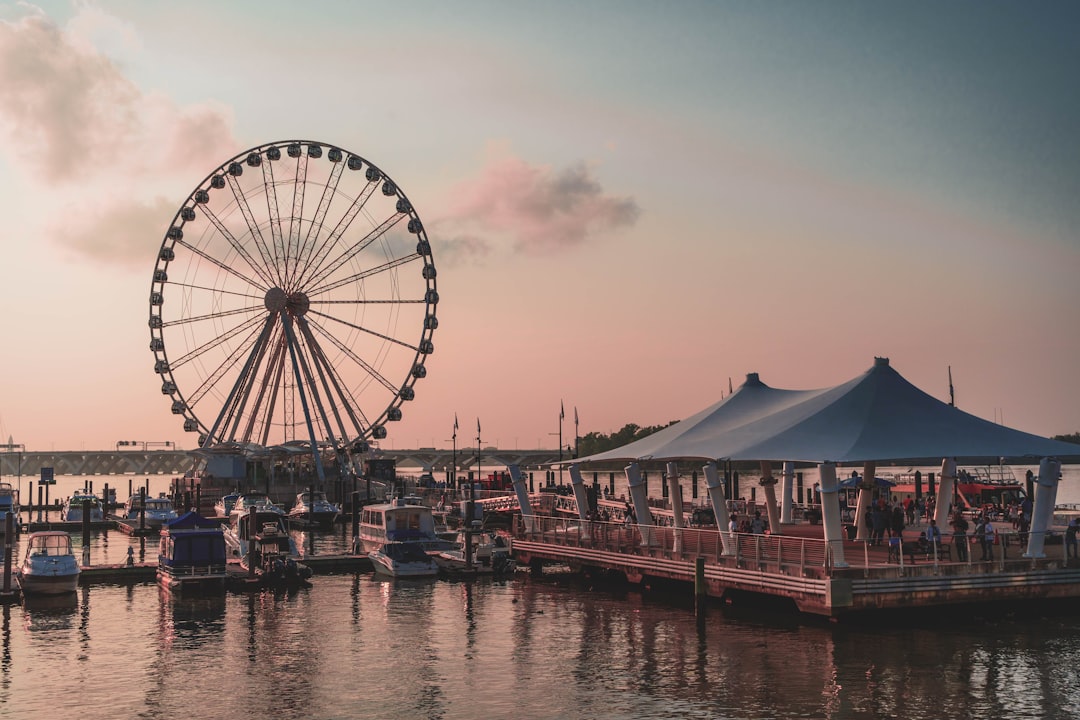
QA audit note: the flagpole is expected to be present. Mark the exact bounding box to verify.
[558,400,564,486]
[574,406,579,460]
[476,417,482,494]
[452,414,458,490]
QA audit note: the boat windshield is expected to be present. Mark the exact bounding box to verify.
[29,535,73,556]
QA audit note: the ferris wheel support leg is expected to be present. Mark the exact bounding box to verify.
[280,313,328,485]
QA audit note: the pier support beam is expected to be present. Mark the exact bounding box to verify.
[568,464,590,521]
[704,462,734,555]
[625,463,656,546]
[667,462,684,554]
[509,464,537,533]
[818,462,848,568]
[780,461,795,525]
[933,458,957,528]
[1024,457,1062,559]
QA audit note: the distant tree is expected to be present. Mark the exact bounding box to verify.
[1052,432,1080,445]
[576,422,677,457]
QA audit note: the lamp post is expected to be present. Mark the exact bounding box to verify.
[452,413,459,490]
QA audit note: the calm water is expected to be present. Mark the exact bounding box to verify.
[4,571,1080,719]
[3,468,1080,719]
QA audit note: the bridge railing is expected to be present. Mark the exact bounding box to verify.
[512,515,831,573]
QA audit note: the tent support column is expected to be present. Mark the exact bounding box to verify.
[509,464,536,533]
[667,462,684,554]
[1024,457,1062,559]
[819,462,848,568]
[933,458,957,528]
[780,461,795,525]
[704,461,734,555]
[854,461,878,542]
[759,461,780,537]
[568,464,590,521]
[625,463,655,546]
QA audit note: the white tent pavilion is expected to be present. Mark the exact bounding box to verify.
[580,357,1080,465]
[568,357,1079,565]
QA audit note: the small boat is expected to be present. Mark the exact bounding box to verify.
[214,492,240,520]
[287,490,340,527]
[124,493,179,530]
[369,542,439,578]
[0,482,19,533]
[241,520,313,588]
[157,511,228,592]
[17,531,81,595]
[434,527,515,576]
[228,493,285,529]
[61,491,104,523]
[358,496,454,554]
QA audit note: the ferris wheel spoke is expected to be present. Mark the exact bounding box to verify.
[306,316,404,394]
[175,239,269,293]
[285,151,309,289]
[226,174,280,286]
[302,211,407,292]
[260,159,286,284]
[169,314,266,371]
[166,281,263,303]
[198,203,276,289]
[294,179,380,289]
[311,253,420,298]
[299,158,347,269]
[159,305,260,330]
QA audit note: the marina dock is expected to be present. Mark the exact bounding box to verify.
[510,515,1080,618]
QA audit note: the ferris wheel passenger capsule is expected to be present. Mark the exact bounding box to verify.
[422,264,436,279]
[328,147,342,162]
[365,167,382,182]
[287,143,301,158]
[210,175,226,189]
[181,207,196,221]
[266,146,281,161]
[408,219,423,234]
[160,380,176,394]
[150,338,164,352]
[387,407,402,421]
[399,387,415,401]
[381,181,396,196]
[307,144,322,158]
[396,198,412,213]
[416,240,431,256]
[347,156,363,170]
[371,426,387,439]
[167,227,183,241]
[425,289,439,305]
[171,400,186,414]
[183,419,199,432]
[194,190,209,204]
[227,162,243,176]
[154,359,170,373]
[159,247,175,261]
[246,153,262,167]
[412,365,427,379]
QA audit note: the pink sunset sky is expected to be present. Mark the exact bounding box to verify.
[0,1,1077,453]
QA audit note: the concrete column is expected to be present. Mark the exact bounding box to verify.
[818,462,848,568]
[508,464,536,533]
[1024,457,1062,559]
[625,463,655,546]
[759,461,780,535]
[780,461,795,525]
[667,462,684,554]
[704,462,734,555]
[933,458,957,528]
[568,464,590,521]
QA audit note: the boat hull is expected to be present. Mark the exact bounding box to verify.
[19,570,80,595]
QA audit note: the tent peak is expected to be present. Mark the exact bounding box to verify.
[874,356,890,368]
[745,372,763,386]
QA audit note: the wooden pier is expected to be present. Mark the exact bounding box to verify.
[509,515,1080,618]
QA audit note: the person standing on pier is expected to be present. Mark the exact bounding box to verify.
[976,515,994,561]
[926,518,943,557]
[950,511,969,562]
[1066,518,1079,560]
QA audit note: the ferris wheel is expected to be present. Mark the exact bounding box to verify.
[149,140,438,474]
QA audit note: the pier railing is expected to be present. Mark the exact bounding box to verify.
[512,515,831,575]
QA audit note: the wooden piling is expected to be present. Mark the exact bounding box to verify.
[695,556,706,616]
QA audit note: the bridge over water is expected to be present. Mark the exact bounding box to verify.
[0,448,568,478]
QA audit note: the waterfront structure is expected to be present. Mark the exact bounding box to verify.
[512,358,1080,617]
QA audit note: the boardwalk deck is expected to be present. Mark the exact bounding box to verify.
[510,515,1080,617]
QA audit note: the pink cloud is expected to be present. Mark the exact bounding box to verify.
[437,155,639,257]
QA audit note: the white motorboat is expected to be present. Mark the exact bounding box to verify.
[287,490,340,527]
[228,493,285,528]
[18,531,81,595]
[61,491,104,523]
[124,494,179,530]
[369,542,438,578]
[358,496,454,554]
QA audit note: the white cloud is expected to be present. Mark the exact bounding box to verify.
[0,7,237,266]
